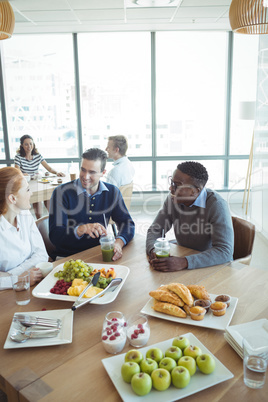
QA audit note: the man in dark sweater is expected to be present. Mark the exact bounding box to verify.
[146,161,234,271]
[49,148,135,258]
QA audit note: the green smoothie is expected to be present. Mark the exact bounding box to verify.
[156,250,170,258]
[101,247,114,262]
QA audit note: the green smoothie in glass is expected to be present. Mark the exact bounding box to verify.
[154,238,170,259]
[100,234,115,262]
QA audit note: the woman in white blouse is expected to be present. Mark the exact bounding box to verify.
[0,167,48,290]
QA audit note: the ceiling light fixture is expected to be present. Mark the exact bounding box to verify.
[130,0,177,6]
[0,0,15,40]
[229,0,268,34]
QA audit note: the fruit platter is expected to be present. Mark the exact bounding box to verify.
[32,260,129,304]
[102,332,233,401]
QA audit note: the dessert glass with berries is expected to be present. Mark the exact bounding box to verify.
[101,311,127,354]
[126,314,150,348]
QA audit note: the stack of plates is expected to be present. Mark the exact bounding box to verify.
[224,319,268,359]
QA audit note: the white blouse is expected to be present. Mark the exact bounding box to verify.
[0,211,48,289]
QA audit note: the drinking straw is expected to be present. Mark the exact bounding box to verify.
[103,213,107,229]
[162,229,165,238]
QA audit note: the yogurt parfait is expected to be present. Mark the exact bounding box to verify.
[102,311,127,354]
[127,314,150,348]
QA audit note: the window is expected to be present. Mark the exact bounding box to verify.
[0,31,259,192]
[3,35,78,160]
[78,33,151,157]
[156,32,228,157]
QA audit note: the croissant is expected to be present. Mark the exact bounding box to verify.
[152,301,187,318]
[149,289,184,307]
[187,285,211,300]
[167,283,194,306]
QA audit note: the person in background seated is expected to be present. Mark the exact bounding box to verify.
[0,167,48,290]
[14,134,65,219]
[105,135,135,187]
[49,148,135,259]
[146,161,234,271]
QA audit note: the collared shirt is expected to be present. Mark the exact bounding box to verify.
[190,187,207,208]
[0,211,48,289]
[74,179,126,245]
[106,156,135,188]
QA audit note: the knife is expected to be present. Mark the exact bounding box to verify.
[72,277,123,311]
[71,271,100,311]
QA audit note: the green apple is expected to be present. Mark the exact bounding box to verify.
[172,336,190,351]
[151,368,171,391]
[121,362,140,383]
[131,372,152,396]
[184,345,202,359]
[196,354,216,374]
[165,346,182,362]
[178,356,196,376]
[171,366,191,389]
[146,347,164,363]
[140,358,158,375]
[125,349,143,364]
[159,357,176,373]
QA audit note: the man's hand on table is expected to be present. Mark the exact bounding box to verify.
[77,223,107,238]
[149,251,188,271]
[112,238,124,261]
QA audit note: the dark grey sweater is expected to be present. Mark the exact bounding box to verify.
[146,189,234,269]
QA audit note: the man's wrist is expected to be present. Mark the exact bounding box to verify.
[76,225,85,237]
[115,238,124,248]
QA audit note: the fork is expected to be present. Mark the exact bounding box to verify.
[13,314,62,329]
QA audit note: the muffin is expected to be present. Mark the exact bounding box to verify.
[210,301,227,316]
[215,294,231,308]
[189,306,206,321]
[194,299,211,314]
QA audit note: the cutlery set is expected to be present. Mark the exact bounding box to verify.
[11,314,62,343]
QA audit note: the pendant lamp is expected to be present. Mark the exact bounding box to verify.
[0,1,15,40]
[229,0,268,34]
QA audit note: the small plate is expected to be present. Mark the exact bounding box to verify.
[38,179,53,184]
[4,309,73,349]
[102,332,233,402]
[141,294,238,331]
[224,333,243,359]
[225,319,268,352]
[32,263,129,304]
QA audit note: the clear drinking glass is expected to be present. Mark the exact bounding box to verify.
[154,237,170,258]
[11,271,31,305]
[101,311,126,354]
[243,336,268,389]
[126,313,150,348]
[100,234,115,262]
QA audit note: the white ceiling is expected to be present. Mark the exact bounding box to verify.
[9,0,233,34]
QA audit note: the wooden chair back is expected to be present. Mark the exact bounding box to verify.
[110,182,133,236]
[36,215,56,260]
[119,182,133,210]
[232,216,255,265]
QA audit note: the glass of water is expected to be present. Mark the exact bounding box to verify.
[11,271,31,306]
[243,336,268,389]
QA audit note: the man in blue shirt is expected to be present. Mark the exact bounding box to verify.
[146,161,234,271]
[49,148,135,259]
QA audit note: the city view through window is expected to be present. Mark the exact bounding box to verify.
[0,32,258,192]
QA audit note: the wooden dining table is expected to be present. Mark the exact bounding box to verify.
[1,234,268,402]
[29,176,70,204]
